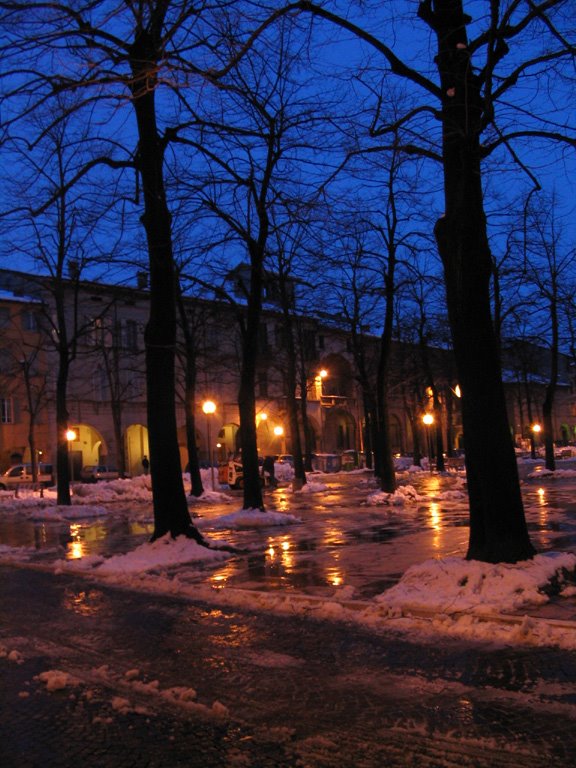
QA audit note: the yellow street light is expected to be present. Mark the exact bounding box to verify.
[532,423,541,434]
[201,400,217,489]
[202,400,216,416]
[319,369,328,379]
[66,428,77,482]
[422,413,434,473]
[274,425,285,454]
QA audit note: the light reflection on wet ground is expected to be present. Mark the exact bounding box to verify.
[2,469,576,599]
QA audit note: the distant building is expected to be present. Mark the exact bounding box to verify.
[0,267,573,475]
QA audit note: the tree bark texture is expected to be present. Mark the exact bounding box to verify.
[426,0,535,562]
[56,356,71,506]
[238,254,265,510]
[130,23,202,542]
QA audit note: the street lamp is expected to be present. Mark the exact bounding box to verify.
[202,400,217,490]
[273,424,285,454]
[422,413,434,472]
[531,423,541,459]
[66,428,77,481]
[318,369,328,451]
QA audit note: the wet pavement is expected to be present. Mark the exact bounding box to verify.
[4,469,576,601]
[2,469,576,766]
[3,565,576,767]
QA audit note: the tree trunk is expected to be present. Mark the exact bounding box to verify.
[543,295,559,471]
[130,27,203,543]
[238,358,264,509]
[111,398,126,478]
[55,354,71,506]
[238,254,265,510]
[426,0,534,562]
[375,262,397,492]
[186,397,204,496]
[176,291,204,497]
[282,312,306,486]
[433,391,445,472]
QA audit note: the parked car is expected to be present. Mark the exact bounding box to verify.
[0,463,54,490]
[80,465,119,483]
[218,459,265,490]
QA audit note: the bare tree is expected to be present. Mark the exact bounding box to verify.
[276,0,574,562]
[0,109,113,504]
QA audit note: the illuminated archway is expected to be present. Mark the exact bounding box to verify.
[125,424,149,477]
[324,408,357,452]
[217,423,240,460]
[65,423,108,478]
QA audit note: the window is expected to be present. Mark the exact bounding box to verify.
[117,319,139,351]
[0,349,12,373]
[22,310,40,332]
[259,324,269,354]
[0,398,13,424]
[93,366,108,401]
[86,317,104,347]
[257,372,268,398]
[275,324,287,349]
[125,370,145,399]
[204,323,219,348]
[301,329,316,361]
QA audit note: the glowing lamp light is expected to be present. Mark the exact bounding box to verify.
[532,423,542,433]
[319,369,328,378]
[202,400,216,415]
[65,429,77,442]
[422,413,434,426]
[273,425,284,437]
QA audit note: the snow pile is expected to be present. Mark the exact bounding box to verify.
[377,551,576,615]
[72,475,152,502]
[527,467,576,480]
[433,490,467,501]
[275,462,295,482]
[188,488,232,504]
[28,504,108,521]
[197,507,301,530]
[295,481,328,494]
[367,484,423,505]
[56,532,230,575]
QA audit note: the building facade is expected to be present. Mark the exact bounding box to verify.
[0,267,573,477]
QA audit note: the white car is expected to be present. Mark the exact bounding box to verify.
[0,463,54,490]
[80,465,120,483]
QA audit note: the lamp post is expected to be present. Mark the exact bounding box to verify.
[532,422,541,459]
[318,369,328,452]
[66,428,77,481]
[202,400,217,490]
[273,425,285,455]
[422,413,434,473]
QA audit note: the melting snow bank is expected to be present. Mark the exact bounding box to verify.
[377,551,576,614]
[55,533,231,575]
[53,544,576,650]
[367,485,423,505]
[196,507,301,531]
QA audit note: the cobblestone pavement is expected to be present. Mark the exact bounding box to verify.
[2,565,576,768]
